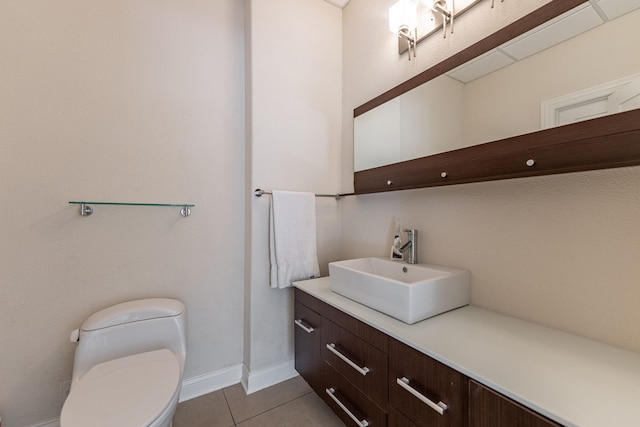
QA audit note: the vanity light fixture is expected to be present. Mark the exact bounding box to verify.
[429,0,453,38]
[391,0,499,58]
[389,0,418,60]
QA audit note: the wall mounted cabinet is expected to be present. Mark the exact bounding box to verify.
[294,288,563,427]
[353,0,640,194]
[296,289,388,426]
[355,109,640,194]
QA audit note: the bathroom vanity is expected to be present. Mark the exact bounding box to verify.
[293,277,640,427]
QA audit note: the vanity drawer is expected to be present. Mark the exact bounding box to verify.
[321,302,389,353]
[388,406,418,427]
[321,317,388,410]
[294,300,322,394]
[322,362,387,427]
[389,338,468,427]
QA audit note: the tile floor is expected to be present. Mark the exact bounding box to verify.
[172,376,345,427]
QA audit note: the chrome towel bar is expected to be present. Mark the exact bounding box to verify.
[253,188,353,200]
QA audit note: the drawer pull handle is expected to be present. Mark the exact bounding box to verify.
[326,343,370,376]
[294,319,315,334]
[326,387,369,427]
[397,377,448,415]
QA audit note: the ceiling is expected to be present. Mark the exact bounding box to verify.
[324,0,351,8]
[446,0,640,83]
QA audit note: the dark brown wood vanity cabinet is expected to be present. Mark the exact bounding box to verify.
[294,289,388,427]
[293,298,323,395]
[295,288,562,427]
[388,338,469,426]
[469,380,562,427]
[295,289,388,426]
[321,317,388,410]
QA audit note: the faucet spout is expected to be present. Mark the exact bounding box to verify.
[399,240,412,253]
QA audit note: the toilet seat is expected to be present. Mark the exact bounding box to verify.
[60,349,181,427]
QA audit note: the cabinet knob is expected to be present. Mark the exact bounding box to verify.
[387,180,393,186]
[526,159,535,167]
[441,172,448,178]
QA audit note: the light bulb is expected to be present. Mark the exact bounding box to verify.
[388,0,417,34]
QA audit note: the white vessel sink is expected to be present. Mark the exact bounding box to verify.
[328,257,470,324]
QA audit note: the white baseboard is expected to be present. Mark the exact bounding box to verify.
[179,363,243,402]
[241,359,299,395]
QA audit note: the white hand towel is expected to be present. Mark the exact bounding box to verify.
[269,191,320,289]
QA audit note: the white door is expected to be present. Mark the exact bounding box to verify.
[541,74,640,128]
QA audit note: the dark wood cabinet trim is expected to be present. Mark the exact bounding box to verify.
[354,109,640,194]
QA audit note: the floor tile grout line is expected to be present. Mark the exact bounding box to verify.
[228,389,316,426]
[221,386,238,427]
[233,390,315,426]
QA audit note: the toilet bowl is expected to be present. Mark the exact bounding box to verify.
[60,298,186,427]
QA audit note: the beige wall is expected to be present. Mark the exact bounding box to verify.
[1,0,342,424]
[0,1,245,425]
[341,0,640,354]
[3,0,639,424]
[244,0,342,388]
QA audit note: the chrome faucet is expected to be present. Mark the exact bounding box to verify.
[399,229,418,264]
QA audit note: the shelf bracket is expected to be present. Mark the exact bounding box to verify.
[80,203,93,216]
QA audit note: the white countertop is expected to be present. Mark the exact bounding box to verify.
[294,277,640,427]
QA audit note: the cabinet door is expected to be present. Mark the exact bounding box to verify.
[389,339,468,427]
[321,317,388,410]
[469,380,563,427]
[294,301,322,394]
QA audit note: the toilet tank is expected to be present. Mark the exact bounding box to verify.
[70,298,186,385]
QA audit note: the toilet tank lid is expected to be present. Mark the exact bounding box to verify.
[81,298,185,331]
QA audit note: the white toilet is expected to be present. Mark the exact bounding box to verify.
[60,298,187,427]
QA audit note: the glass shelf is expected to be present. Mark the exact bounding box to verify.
[69,201,194,217]
[69,201,194,207]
